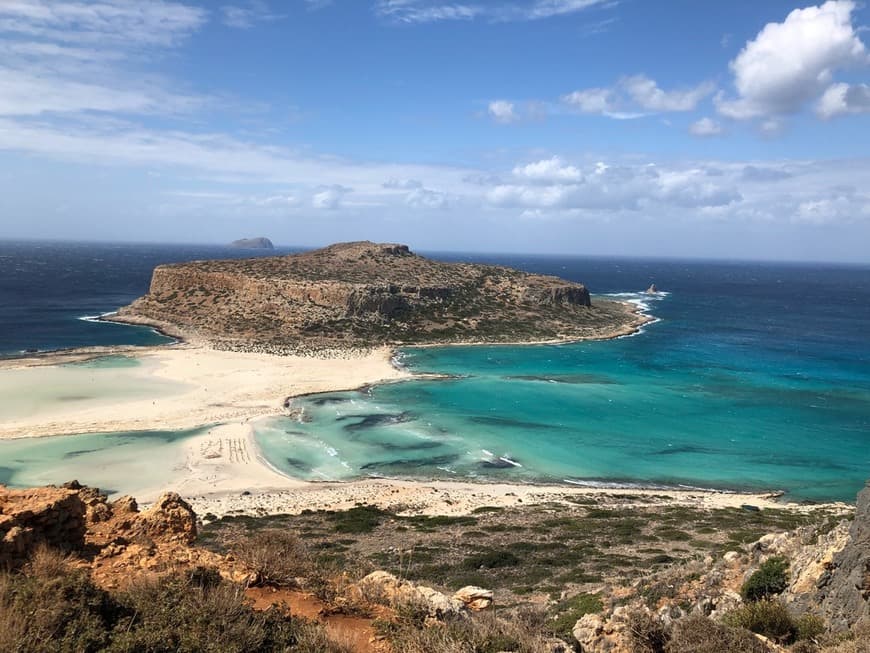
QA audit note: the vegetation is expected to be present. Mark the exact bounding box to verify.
[0,547,350,653]
[742,555,790,601]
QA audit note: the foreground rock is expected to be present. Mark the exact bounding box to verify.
[114,241,645,350]
[357,571,493,621]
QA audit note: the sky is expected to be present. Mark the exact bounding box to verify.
[1,0,869,261]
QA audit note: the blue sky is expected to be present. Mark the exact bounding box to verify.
[1,0,869,261]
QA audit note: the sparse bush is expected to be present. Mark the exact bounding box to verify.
[386,611,558,653]
[626,609,671,653]
[795,614,827,642]
[741,556,789,602]
[724,600,796,644]
[666,614,771,653]
[229,529,313,588]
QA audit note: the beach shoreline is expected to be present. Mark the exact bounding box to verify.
[4,297,842,518]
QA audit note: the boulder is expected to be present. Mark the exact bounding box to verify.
[453,585,493,611]
[358,571,466,620]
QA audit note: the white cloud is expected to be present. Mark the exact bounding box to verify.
[0,0,207,48]
[795,193,870,224]
[0,0,209,118]
[488,100,518,123]
[383,178,423,189]
[374,0,610,24]
[512,157,582,183]
[817,82,870,118]
[487,159,741,212]
[562,75,713,119]
[312,186,350,209]
[717,0,868,119]
[406,187,449,209]
[221,1,284,29]
[622,75,715,112]
[689,117,723,137]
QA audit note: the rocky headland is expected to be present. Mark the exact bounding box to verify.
[112,241,646,351]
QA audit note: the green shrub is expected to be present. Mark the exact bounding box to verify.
[723,600,796,644]
[462,549,521,570]
[550,593,603,641]
[795,614,826,642]
[741,556,789,602]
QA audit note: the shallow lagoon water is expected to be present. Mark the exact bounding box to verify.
[0,428,204,497]
[0,355,187,422]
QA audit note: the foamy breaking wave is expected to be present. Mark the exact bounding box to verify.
[602,290,670,337]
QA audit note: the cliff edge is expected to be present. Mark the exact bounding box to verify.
[114,241,645,351]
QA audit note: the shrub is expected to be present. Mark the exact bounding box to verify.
[229,529,313,588]
[550,593,603,641]
[462,549,521,570]
[795,614,826,642]
[741,556,789,602]
[723,600,796,644]
[626,609,671,653]
[666,614,771,653]
[0,546,120,653]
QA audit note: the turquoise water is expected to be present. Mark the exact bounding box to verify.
[1,249,868,503]
[0,428,204,497]
[256,259,870,502]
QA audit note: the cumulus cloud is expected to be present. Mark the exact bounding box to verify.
[716,0,868,119]
[311,185,350,209]
[383,177,424,189]
[512,157,582,183]
[487,159,741,212]
[689,117,723,137]
[795,192,870,224]
[562,75,713,119]
[817,82,870,118]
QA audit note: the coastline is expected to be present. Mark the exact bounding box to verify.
[5,297,841,518]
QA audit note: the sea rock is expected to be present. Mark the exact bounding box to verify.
[646,284,658,294]
[230,237,274,249]
[453,585,494,610]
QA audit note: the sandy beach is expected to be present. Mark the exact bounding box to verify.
[0,345,408,439]
[0,341,853,518]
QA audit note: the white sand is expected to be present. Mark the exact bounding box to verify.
[0,345,408,439]
[1,344,851,517]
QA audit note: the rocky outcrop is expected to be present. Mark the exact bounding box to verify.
[114,241,645,350]
[356,570,493,621]
[230,237,273,249]
[0,485,87,567]
[813,481,870,630]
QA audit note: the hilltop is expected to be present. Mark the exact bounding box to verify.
[113,241,646,351]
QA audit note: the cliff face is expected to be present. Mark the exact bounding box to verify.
[116,241,642,350]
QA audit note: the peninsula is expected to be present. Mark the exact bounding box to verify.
[112,241,646,351]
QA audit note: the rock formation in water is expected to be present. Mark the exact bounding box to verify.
[114,241,645,350]
[230,237,274,249]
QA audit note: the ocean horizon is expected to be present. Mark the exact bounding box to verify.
[1,240,869,502]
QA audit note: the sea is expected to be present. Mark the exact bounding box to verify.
[1,240,869,502]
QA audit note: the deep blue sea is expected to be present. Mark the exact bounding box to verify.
[1,241,869,502]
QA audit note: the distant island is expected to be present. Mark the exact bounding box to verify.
[230,237,274,249]
[112,241,648,351]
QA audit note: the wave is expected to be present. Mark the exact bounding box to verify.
[562,478,736,493]
[77,311,116,323]
[602,289,670,338]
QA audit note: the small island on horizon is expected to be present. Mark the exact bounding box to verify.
[229,236,274,249]
[112,240,648,351]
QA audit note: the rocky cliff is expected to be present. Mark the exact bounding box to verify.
[114,241,644,350]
